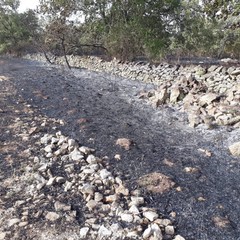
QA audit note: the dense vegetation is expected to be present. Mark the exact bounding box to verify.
[0,0,239,61]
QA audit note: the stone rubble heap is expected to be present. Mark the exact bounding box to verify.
[24,54,240,129]
[141,71,240,129]
[39,132,184,240]
[1,130,185,240]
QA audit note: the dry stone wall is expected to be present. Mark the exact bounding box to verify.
[24,54,240,129]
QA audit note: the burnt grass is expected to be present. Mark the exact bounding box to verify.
[1,57,240,240]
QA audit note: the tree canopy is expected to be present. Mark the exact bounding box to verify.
[0,0,239,60]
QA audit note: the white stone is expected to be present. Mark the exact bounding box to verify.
[129,196,144,206]
[154,218,171,226]
[174,235,185,240]
[199,93,218,106]
[44,145,52,153]
[94,192,104,202]
[98,225,112,238]
[170,87,181,103]
[46,177,56,186]
[81,183,95,195]
[70,149,84,161]
[115,177,122,185]
[142,226,152,239]
[40,134,51,144]
[38,164,48,172]
[0,232,6,240]
[79,227,89,239]
[105,194,118,203]
[45,212,60,221]
[79,146,94,154]
[120,213,134,223]
[126,231,139,238]
[19,222,28,227]
[165,225,175,235]
[143,211,159,222]
[68,139,77,147]
[89,164,99,171]
[231,69,240,75]
[99,169,111,179]
[129,205,140,215]
[54,149,63,156]
[156,87,169,105]
[8,218,20,227]
[15,200,25,207]
[54,201,71,211]
[51,137,59,144]
[46,153,53,158]
[110,223,121,232]
[82,168,95,175]
[86,200,98,210]
[86,155,97,164]
[229,142,240,156]
[56,177,65,184]
[101,204,111,212]
[64,181,73,191]
[151,223,163,240]
[58,137,66,146]
[115,184,129,196]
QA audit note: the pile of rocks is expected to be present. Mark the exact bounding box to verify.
[141,71,240,129]
[1,131,185,240]
[39,132,184,240]
[23,54,240,129]
[23,54,240,92]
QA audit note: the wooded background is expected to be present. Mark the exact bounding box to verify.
[0,0,239,61]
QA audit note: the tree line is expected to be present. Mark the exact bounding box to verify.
[0,0,239,62]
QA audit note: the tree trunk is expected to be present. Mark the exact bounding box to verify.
[43,51,54,64]
[61,36,71,69]
[38,45,54,64]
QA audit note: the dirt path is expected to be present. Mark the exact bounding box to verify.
[1,57,240,240]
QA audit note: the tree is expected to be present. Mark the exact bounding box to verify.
[0,0,39,54]
[168,0,240,59]
[0,0,20,13]
[38,0,82,68]
[78,0,181,60]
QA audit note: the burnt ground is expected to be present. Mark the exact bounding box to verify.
[0,56,240,240]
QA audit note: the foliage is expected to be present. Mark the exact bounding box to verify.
[169,0,240,59]
[78,0,180,60]
[0,2,39,54]
[0,0,239,61]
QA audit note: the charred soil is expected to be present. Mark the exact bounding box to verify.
[0,57,240,240]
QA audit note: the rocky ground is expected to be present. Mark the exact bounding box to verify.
[0,57,240,240]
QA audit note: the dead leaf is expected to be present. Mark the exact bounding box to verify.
[0,75,9,81]
[114,154,121,160]
[77,118,88,124]
[197,196,206,202]
[138,172,175,194]
[116,138,132,150]
[212,216,230,228]
[163,158,174,167]
[184,167,199,173]
[198,148,212,157]
[29,127,38,135]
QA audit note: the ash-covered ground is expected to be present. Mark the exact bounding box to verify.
[0,57,240,240]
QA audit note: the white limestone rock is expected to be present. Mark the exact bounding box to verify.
[143,211,159,222]
[98,226,112,238]
[120,213,134,223]
[70,149,84,161]
[99,169,111,179]
[229,142,240,156]
[45,212,60,221]
[79,227,90,239]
